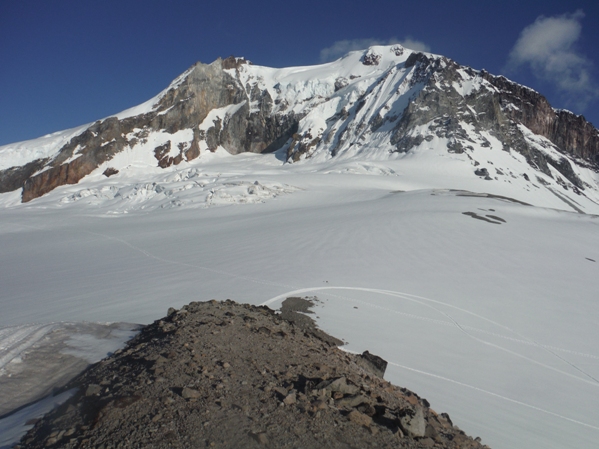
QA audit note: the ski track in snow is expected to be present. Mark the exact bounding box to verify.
[261,287,599,365]
[83,230,298,292]
[386,362,599,432]
[80,227,599,384]
[261,286,599,432]
[370,288,599,386]
[9,221,599,367]
[338,346,599,432]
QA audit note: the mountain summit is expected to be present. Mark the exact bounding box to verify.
[1,45,598,211]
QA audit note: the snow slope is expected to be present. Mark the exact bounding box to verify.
[1,149,598,448]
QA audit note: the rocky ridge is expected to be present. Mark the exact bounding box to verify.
[16,299,490,449]
[388,53,598,190]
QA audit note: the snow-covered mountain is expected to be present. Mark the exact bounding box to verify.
[2,46,599,449]
[1,44,598,213]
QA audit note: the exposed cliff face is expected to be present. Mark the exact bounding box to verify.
[482,73,599,164]
[1,46,598,203]
[385,53,599,192]
[22,117,135,202]
[0,159,48,194]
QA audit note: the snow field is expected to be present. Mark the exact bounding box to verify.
[1,160,598,448]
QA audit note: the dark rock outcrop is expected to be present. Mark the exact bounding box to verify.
[362,50,382,66]
[17,299,490,449]
[390,54,598,189]
[481,72,599,164]
[357,350,388,378]
[21,117,133,202]
[0,159,48,194]
[102,167,118,177]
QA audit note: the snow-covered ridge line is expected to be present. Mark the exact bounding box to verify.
[0,68,196,171]
[0,124,91,172]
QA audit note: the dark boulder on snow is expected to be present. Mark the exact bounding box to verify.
[474,168,491,179]
[102,167,118,177]
[362,50,382,66]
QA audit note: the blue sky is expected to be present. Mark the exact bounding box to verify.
[1,0,598,146]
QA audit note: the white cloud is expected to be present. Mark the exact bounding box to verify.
[320,37,431,62]
[399,37,431,53]
[507,10,598,108]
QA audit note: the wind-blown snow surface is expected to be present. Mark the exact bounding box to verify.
[1,149,599,449]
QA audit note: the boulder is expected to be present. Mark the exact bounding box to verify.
[399,406,426,438]
[357,351,387,378]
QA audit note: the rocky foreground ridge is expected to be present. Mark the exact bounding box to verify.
[1,44,598,204]
[16,299,490,449]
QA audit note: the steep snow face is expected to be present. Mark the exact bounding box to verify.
[227,45,422,162]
